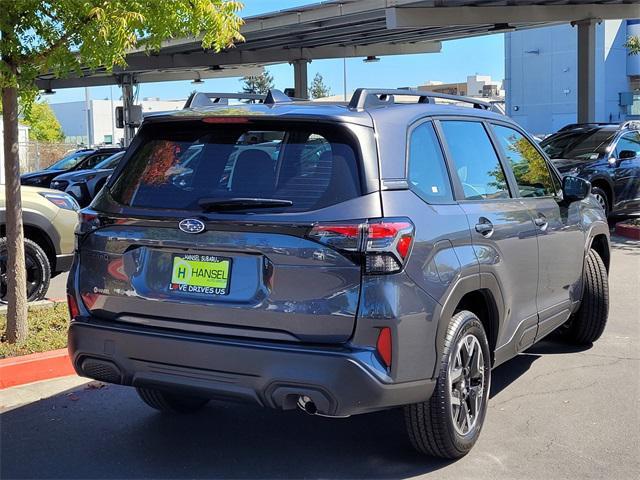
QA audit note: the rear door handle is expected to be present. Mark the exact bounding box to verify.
[475,218,494,236]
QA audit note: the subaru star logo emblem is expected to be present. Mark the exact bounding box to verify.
[179,218,205,234]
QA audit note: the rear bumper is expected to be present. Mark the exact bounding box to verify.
[68,319,435,417]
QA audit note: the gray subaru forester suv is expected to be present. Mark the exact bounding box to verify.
[68,89,610,459]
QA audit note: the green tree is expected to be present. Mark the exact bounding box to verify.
[625,36,640,55]
[22,102,65,142]
[241,71,274,95]
[1,0,243,344]
[0,101,63,142]
[309,73,331,99]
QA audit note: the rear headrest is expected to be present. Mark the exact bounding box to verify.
[231,149,275,195]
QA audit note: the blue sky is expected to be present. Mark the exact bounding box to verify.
[48,0,504,104]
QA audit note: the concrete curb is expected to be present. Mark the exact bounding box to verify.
[0,298,66,314]
[615,223,640,240]
[0,348,74,389]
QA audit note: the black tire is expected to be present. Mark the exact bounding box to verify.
[405,310,491,459]
[136,387,209,413]
[591,186,610,216]
[563,249,609,345]
[0,237,51,302]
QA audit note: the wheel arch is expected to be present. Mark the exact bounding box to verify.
[589,233,610,273]
[453,289,500,364]
[0,221,57,273]
[434,273,504,373]
[589,176,615,208]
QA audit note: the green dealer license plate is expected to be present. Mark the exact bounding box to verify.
[169,254,231,296]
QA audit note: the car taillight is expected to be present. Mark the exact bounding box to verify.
[307,218,414,274]
[76,209,103,236]
[67,294,80,320]
[307,223,363,252]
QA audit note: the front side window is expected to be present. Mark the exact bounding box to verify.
[440,120,509,200]
[407,122,453,203]
[110,122,361,213]
[493,125,556,198]
[615,132,640,158]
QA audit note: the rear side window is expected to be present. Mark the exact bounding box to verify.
[110,122,361,212]
[440,121,510,200]
[407,122,453,203]
[492,125,556,198]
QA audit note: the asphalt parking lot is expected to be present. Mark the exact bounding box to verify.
[2,236,638,480]
[45,273,67,301]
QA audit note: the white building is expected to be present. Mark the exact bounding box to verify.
[0,118,30,184]
[51,98,185,146]
[417,75,505,99]
[505,19,640,135]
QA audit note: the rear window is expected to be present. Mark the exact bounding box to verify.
[110,122,362,213]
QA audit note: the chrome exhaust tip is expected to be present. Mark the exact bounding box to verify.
[297,395,318,415]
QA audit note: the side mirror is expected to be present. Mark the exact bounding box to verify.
[562,175,591,202]
[619,150,637,161]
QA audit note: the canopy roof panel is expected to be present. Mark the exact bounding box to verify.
[36,0,640,89]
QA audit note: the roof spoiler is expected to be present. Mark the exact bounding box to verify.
[348,88,493,111]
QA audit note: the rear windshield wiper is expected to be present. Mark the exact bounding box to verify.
[198,197,293,212]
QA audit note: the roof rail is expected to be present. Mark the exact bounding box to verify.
[348,88,492,111]
[184,92,266,108]
[264,89,293,105]
[557,122,617,132]
[184,89,294,109]
[621,120,640,130]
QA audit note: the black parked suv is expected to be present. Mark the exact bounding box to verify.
[68,89,610,459]
[541,122,640,216]
[21,147,123,189]
[50,151,125,207]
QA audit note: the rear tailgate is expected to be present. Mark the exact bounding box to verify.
[74,118,380,343]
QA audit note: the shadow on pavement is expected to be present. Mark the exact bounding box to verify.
[0,336,593,479]
[489,333,593,399]
[0,382,452,479]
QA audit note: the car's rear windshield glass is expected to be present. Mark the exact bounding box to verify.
[540,130,616,160]
[48,151,92,171]
[109,121,362,212]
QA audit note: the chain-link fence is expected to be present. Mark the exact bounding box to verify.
[18,141,79,173]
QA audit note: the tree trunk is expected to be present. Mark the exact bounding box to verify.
[2,62,28,343]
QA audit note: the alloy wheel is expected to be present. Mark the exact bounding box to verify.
[593,192,607,212]
[0,250,43,301]
[448,334,485,436]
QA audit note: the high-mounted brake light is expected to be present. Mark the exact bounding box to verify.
[202,117,250,124]
[307,218,414,274]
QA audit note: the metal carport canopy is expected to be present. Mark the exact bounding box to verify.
[35,0,640,91]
